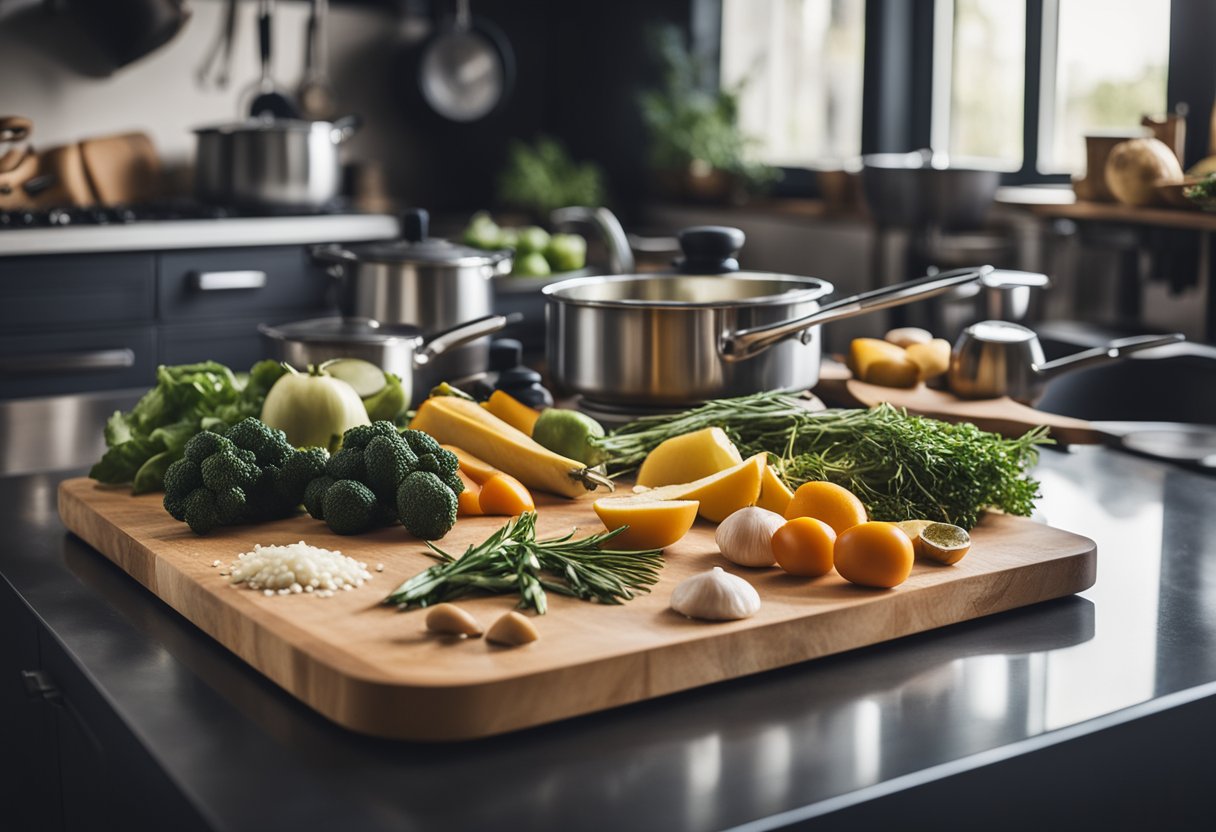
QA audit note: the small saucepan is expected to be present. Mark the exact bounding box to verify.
[544,226,987,407]
[259,313,511,406]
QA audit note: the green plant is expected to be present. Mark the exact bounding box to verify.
[496,136,607,217]
[639,25,777,190]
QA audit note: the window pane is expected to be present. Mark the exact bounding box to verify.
[1040,0,1170,174]
[720,0,865,167]
[937,0,1026,170]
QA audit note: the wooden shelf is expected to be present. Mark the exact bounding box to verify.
[1022,199,1216,232]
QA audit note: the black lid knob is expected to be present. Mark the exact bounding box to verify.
[489,338,523,372]
[400,208,430,243]
[674,226,745,274]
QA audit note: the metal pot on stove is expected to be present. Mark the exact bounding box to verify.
[543,226,988,408]
[312,208,511,386]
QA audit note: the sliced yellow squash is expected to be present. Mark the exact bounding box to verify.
[636,426,743,487]
[592,498,699,549]
[756,464,794,514]
[412,396,608,498]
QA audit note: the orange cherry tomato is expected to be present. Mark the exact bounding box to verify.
[833,522,914,589]
[772,516,837,577]
[783,481,868,534]
[477,473,536,516]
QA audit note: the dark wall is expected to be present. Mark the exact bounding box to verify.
[354,0,694,221]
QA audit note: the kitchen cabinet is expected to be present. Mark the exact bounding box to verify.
[0,246,338,401]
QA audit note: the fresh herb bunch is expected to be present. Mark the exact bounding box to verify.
[593,392,1051,530]
[385,512,664,614]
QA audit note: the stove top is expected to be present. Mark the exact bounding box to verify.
[0,199,362,230]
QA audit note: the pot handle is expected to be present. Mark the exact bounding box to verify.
[1034,332,1184,379]
[311,243,358,270]
[330,114,361,144]
[720,266,991,363]
[415,313,522,367]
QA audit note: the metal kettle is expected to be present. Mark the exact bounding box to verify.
[949,320,1184,403]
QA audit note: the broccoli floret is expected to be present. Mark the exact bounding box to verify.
[303,475,335,520]
[323,480,379,535]
[400,429,442,457]
[164,493,188,522]
[370,500,399,528]
[183,488,221,535]
[163,458,202,501]
[438,470,465,495]
[396,471,458,540]
[416,447,459,477]
[326,447,365,481]
[214,486,247,525]
[245,466,297,522]
[200,449,260,492]
[364,435,416,500]
[183,431,233,465]
[279,447,329,505]
[226,417,292,465]
[341,421,401,452]
[236,447,258,466]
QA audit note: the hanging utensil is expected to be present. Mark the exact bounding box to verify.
[418,0,514,122]
[298,0,337,120]
[248,0,298,119]
[196,0,238,90]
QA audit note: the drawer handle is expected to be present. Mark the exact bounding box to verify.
[0,348,136,375]
[193,270,268,291]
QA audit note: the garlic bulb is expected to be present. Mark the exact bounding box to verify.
[715,506,785,567]
[670,567,761,621]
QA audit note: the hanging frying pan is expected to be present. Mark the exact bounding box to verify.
[417,0,515,122]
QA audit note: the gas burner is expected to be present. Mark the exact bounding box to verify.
[573,396,691,429]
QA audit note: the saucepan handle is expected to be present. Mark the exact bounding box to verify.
[720,266,991,362]
[415,313,521,367]
[1035,332,1185,379]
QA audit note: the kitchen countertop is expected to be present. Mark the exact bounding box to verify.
[0,213,398,257]
[4,447,1216,829]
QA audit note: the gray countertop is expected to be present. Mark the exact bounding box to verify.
[4,446,1216,830]
[0,213,398,257]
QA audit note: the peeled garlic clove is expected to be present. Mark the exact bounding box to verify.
[670,566,761,621]
[425,603,483,637]
[715,506,785,567]
[486,610,539,646]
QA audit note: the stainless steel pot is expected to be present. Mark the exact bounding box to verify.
[194,115,358,208]
[545,267,987,407]
[313,208,511,384]
[949,320,1184,403]
[259,313,511,406]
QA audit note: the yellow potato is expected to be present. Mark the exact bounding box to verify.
[905,338,952,381]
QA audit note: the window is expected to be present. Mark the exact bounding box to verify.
[720,0,866,168]
[932,0,1026,170]
[932,0,1171,177]
[1039,0,1170,173]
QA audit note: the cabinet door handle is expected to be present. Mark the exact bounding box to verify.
[193,270,268,291]
[0,348,136,375]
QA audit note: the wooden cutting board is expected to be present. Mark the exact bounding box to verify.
[816,363,1106,445]
[58,477,1096,741]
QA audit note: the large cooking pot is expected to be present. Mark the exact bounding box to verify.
[259,313,511,406]
[194,115,359,208]
[861,150,1001,230]
[544,227,987,407]
[313,208,510,384]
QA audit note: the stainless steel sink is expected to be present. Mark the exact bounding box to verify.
[0,389,142,476]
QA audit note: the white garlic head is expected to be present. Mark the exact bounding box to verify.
[715,506,785,567]
[670,566,761,621]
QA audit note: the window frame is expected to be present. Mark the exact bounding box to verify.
[705,0,1213,195]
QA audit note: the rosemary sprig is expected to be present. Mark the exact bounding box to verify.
[384,512,664,614]
[591,392,1052,530]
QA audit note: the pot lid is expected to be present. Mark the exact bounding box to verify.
[260,317,424,345]
[340,237,511,267]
